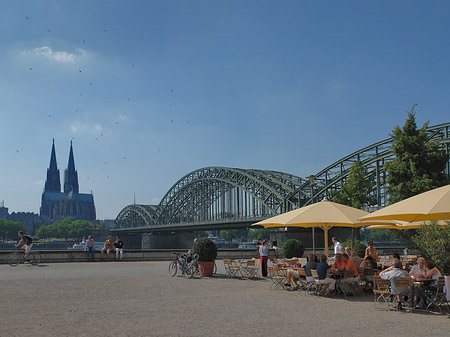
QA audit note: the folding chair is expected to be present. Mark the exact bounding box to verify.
[243,260,258,278]
[226,259,242,278]
[297,268,312,292]
[337,269,357,297]
[268,266,287,290]
[423,277,449,314]
[310,269,329,296]
[392,277,413,311]
[373,276,391,309]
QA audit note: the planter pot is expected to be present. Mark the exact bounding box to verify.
[199,261,215,277]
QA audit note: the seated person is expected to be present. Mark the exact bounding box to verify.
[101,236,115,257]
[304,253,318,282]
[361,255,377,269]
[409,257,426,281]
[344,247,351,256]
[339,254,359,291]
[316,254,336,296]
[364,241,377,259]
[392,252,401,261]
[333,253,346,272]
[350,251,362,269]
[380,259,411,310]
[415,260,443,309]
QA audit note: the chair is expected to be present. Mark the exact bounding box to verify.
[392,277,413,311]
[337,269,357,297]
[373,276,391,309]
[310,269,329,296]
[224,259,242,278]
[423,277,449,314]
[243,260,258,278]
[298,268,312,292]
[268,266,287,290]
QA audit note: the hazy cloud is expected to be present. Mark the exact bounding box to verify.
[70,121,102,134]
[23,46,87,64]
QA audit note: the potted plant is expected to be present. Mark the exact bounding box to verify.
[192,237,217,277]
[282,239,305,259]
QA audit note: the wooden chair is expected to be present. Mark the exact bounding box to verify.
[310,269,329,296]
[268,266,287,290]
[423,277,449,314]
[337,269,357,297]
[243,260,258,278]
[373,276,391,309]
[392,277,413,311]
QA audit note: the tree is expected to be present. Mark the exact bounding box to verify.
[385,106,449,204]
[219,229,237,242]
[333,160,374,209]
[412,222,450,274]
[247,228,270,241]
[0,219,26,240]
[35,218,91,240]
[385,107,449,243]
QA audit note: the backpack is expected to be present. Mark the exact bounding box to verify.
[23,235,33,245]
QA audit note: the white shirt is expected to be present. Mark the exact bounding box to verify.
[334,241,343,255]
[380,268,410,294]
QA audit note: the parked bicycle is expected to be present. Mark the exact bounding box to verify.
[169,252,192,278]
[7,249,41,266]
[188,254,204,279]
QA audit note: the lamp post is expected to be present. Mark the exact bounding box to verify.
[306,175,316,254]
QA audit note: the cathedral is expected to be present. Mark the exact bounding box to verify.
[40,140,96,224]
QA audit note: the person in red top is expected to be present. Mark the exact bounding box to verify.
[333,254,346,271]
[343,253,358,276]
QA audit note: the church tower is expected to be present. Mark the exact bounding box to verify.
[64,141,79,194]
[44,139,61,193]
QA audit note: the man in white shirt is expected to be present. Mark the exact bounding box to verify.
[332,237,344,256]
[380,260,410,310]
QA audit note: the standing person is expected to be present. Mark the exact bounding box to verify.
[272,237,278,249]
[114,236,125,261]
[85,235,95,261]
[332,237,344,256]
[15,231,33,262]
[364,241,378,259]
[259,240,269,277]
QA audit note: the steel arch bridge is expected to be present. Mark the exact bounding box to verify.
[114,122,450,230]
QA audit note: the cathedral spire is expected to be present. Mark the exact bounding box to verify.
[44,138,61,193]
[64,141,79,194]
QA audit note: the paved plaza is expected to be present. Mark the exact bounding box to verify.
[1,261,449,337]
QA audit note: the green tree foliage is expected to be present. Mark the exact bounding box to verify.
[412,222,450,274]
[192,237,218,262]
[247,228,270,241]
[35,217,91,240]
[281,239,305,259]
[341,237,366,257]
[0,219,26,240]
[333,160,374,208]
[219,229,237,242]
[385,106,449,204]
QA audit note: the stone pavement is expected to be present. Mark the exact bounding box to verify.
[0,261,448,337]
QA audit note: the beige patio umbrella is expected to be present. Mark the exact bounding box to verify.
[359,184,450,223]
[252,199,377,256]
[365,220,449,230]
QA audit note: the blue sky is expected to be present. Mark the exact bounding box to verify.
[1,1,450,219]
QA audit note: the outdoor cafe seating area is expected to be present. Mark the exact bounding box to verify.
[222,255,450,314]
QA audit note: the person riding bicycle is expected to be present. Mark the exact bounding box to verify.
[15,231,33,262]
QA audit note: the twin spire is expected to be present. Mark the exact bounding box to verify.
[44,139,79,194]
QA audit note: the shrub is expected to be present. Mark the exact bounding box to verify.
[341,238,367,258]
[192,237,218,262]
[281,239,305,259]
[412,221,450,274]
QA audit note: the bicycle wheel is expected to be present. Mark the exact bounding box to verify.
[213,262,217,275]
[7,253,21,267]
[30,252,41,266]
[184,264,194,279]
[169,261,178,276]
[192,263,204,279]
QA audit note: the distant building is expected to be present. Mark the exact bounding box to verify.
[40,140,96,224]
[0,200,38,234]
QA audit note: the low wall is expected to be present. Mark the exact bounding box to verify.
[0,249,275,265]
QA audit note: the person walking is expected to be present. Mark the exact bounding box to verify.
[259,240,269,277]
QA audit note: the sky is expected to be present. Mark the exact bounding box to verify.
[1,1,450,219]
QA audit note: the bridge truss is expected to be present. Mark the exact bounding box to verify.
[114,122,450,230]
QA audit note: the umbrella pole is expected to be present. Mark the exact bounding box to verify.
[351,228,354,251]
[324,227,329,257]
[312,227,315,255]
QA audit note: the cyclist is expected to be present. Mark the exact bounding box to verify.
[15,231,33,262]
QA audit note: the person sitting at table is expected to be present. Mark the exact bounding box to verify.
[364,241,377,259]
[333,253,346,271]
[350,251,362,268]
[415,260,442,309]
[304,253,317,282]
[379,259,410,310]
[345,247,351,256]
[317,254,336,296]
[361,255,377,269]
[392,252,401,261]
[339,253,359,291]
[409,257,426,281]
